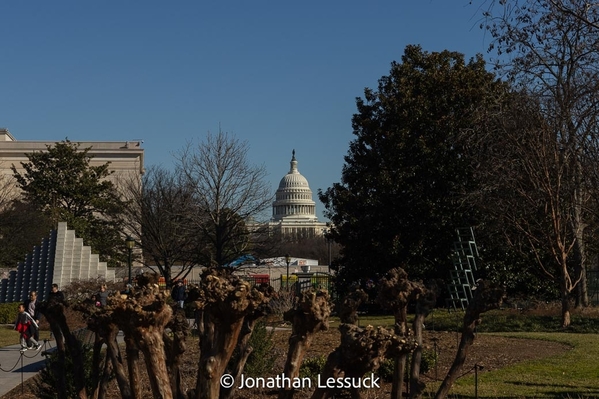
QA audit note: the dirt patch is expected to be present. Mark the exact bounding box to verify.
[1,325,569,399]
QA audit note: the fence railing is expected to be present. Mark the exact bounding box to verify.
[182,273,334,297]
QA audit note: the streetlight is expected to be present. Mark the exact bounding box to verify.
[125,235,135,284]
[285,253,291,289]
[323,228,332,275]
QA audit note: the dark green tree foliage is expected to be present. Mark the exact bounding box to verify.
[34,344,95,399]
[12,140,126,266]
[0,201,52,268]
[319,45,504,290]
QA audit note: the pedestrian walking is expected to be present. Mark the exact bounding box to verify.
[24,291,41,342]
[14,303,40,350]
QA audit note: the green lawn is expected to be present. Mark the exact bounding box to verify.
[424,332,599,398]
[3,308,599,398]
[331,311,599,398]
[0,324,52,347]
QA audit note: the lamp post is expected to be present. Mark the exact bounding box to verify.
[323,228,332,275]
[125,235,135,284]
[285,253,291,289]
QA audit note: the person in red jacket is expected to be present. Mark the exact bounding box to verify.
[14,303,40,350]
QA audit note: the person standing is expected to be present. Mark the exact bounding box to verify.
[171,280,186,309]
[24,291,41,342]
[48,283,65,304]
[97,284,108,307]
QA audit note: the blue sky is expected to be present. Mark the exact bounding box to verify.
[0,1,494,220]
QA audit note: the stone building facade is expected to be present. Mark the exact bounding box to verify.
[267,150,327,238]
[0,127,144,206]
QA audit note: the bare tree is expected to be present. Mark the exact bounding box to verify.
[120,166,200,286]
[279,235,340,268]
[480,0,599,319]
[176,131,273,267]
[0,169,17,211]
[472,91,592,327]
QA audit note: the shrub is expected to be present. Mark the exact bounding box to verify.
[300,354,327,383]
[229,320,278,377]
[376,349,438,382]
[61,278,122,303]
[244,320,278,376]
[34,343,96,399]
[268,290,296,322]
[0,302,19,323]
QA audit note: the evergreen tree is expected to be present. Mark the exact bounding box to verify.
[319,45,505,292]
[12,140,127,266]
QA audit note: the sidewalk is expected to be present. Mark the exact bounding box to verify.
[0,340,54,397]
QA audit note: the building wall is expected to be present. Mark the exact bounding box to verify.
[0,128,144,206]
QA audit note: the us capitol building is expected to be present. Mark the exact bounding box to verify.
[267,150,327,238]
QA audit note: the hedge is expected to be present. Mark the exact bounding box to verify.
[0,302,19,324]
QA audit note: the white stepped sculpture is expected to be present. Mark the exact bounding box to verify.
[0,222,114,302]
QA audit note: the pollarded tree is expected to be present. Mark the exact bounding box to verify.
[319,45,506,291]
[177,131,273,267]
[12,140,127,266]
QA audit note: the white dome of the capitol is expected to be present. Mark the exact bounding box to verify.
[272,150,318,221]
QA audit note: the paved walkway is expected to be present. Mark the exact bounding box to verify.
[0,320,285,397]
[0,339,55,397]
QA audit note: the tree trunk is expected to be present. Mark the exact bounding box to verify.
[410,285,436,399]
[110,281,174,399]
[49,317,68,399]
[561,279,571,328]
[409,313,425,399]
[191,268,272,399]
[279,289,331,399]
[96,353,112,399]
[58,315,88,399]
[434,319,476,399]
[573,229,588,308]
[392,356,406,399]
[310,351,342,399]
[196,317,245,399]
[434,280,504,399]
[125,336,142,399]
[90,333,104,399]
[40,301,89,399]
[140,329,173,399]
[220,316,260,399]
[164,308,188,399]
[105,325,133,399]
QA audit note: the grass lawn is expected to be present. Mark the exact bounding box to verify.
[328,310,599,398]
[0,324,52,347]
[424,332,599,398]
